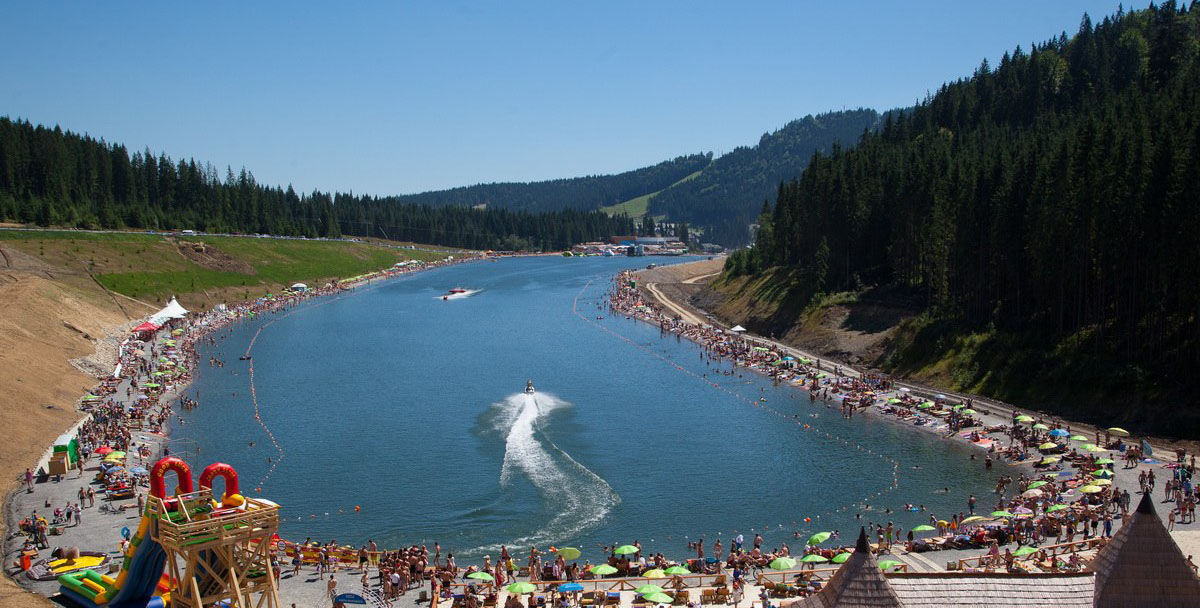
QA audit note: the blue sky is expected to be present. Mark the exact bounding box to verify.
[2,1,1141,195]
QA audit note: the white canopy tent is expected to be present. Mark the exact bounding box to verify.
[148,297,190,325]
[730,325,747,333]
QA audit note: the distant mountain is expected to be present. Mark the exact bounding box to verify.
[388,154,712,214]
[649,109,883,245]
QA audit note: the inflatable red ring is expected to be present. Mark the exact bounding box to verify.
[198,462,239,498]
[149,457,193,499]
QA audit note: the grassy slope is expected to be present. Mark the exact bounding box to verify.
[706,268,1194,436]
[600,169,704,219]
[0,231,445,309]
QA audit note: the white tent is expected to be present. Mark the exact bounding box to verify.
[148,297,190,325]
[290,283,308,291]
[730,325,747,333]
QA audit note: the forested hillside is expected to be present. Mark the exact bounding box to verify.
[724,4,1200,435]
[386,154,711,213]
[0,117,632,250]
[649,110,881,245]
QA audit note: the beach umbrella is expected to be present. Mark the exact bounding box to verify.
[831,552,851,564]
[664,566,690,575]
[887,398,901,404]
[128,466,148,475]
[82,394,102,401]
[614,545,639,555]
[1038,442,1059,450]
[991,511,1015,518]
[800,554,828,563]
[642,569,667,579]
[1070,435,1087,441]
[635,585,664,595]
[951,404,964,410]
[1040,456,1061,464]
[1013,547,1038,557]
[172,329,183,335]
[1078,485,1104,494]
[1015,415,1034,423]
[556,547,581,560]
[753,347,770,352]
[961,409,977,415]
[642,592,673,604]
[783,356,795,361]
[1092,469,1114,478]
[1085,445,1107,453]
[1092,479,1113,486]
[559,583,584,592]
[1095,458,1115,465]
[918,402,934,409]
[877,560,903,571]
[1049,429,1069,437]
[911,525,936,533]
[1046,504,1069,513]
[1033,423,1050,430]
[1022,489,1044,498]
[468,572,495,581]
[1107,427,1130,437]
[806,532,832,546]
[142,382,161,388]
[590,565,617,576]
[960,516,986,524]
[1027,481,1049,489]
[769,557,797,570]
[507,583,537,594]
[95,446,114,455]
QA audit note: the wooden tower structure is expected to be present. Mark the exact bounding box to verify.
[148,486,281,608]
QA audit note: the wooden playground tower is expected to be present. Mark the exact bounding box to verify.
[148,487,281,608]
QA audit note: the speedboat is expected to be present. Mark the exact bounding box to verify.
[525,380,535,394]
[447,288,468,294]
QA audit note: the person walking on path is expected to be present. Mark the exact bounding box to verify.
[25,468,34,493]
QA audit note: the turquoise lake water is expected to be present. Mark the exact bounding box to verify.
[174,255,1005,560]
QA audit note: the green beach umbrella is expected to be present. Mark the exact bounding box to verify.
[1092,478,1112,486]
[961,409,976,415]
[152,371,167,376]
[507,582,537,594]
[1015,415,1034,423]
[768,557,797,570]
[1033,423,1050,430]
[1092,469,1114,478]
[642,569,667,579]
[142,382,160,388]
[635,585,664,595]
[807,532,832,545]
[642,593,673,604]
[951,404,964,410]
[991,511,1015,518]
[1040,456,1061,464]
[590,565,617,576]
[614,545,639,555]
[800,554,828,563]
[82,394,101,401]
[557,547,581,560]
[831,552,851,564]
[887,398,901,404]
[920,401,934,408]
[1046,504,1069,513]
[960,516,986,524]
[1095,458,1115,465]
[468,572,495,581]
[1038,442,1058,450]
[1027,481,1049,489]
[1078,485,1104,494]
[1070,435,1087,441]
[664,566,690,575]
[1013,547,1038,557]
[911,525,936,532]
[877,560,903,571]
[1085,445,1107,453]
[1107,427,1130,437]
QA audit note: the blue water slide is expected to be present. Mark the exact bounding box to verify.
[108,514,167,608]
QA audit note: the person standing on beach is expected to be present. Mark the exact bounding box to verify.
[25,468,34,493]
[968,494,976,515]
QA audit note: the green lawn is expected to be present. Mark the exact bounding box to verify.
[600,169,704,219]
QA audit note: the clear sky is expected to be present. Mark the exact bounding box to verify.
[2,1,1141,196]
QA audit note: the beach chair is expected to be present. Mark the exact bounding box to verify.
[581,591,596,606]
[673,590,690,605]
[700,589,716,605]
[714,590,730,605]
[711,575,726,588]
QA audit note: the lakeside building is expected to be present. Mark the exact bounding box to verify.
[796,494,1199,607]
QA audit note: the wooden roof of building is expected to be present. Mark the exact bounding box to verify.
[792,528,903,608]
[886,572,1095,607]
[1090,492,1200,607]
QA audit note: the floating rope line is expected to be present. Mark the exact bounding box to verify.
[571,277,903,535]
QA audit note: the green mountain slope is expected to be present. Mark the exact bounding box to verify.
[722,3,1200,437]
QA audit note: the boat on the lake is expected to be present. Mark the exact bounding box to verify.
[525,379,535,394]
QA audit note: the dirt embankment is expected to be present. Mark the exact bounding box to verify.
[0,245,153,608]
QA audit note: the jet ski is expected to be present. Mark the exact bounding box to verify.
[525,380,535,394]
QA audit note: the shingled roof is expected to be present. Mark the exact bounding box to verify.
[887,572,1094,607]
[793,527,903,608]
[1091,492,1200,607]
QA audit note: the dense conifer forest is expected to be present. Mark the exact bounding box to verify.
[724,3,1200,434]
[0,118,632,250]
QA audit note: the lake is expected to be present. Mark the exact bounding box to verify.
[175,255,1004,560]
